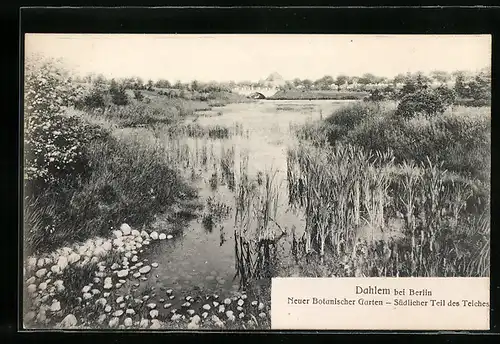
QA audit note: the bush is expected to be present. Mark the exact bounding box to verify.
[134,90,144,101]
[24,58,109,188]
[395,89,448,119]
[76,87,106,109]
[326,104,490,181]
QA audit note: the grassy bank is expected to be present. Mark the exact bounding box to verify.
[287,100,490,277]
[24,119,197,256]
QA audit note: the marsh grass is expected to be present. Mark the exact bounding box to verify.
[286,141,490,277]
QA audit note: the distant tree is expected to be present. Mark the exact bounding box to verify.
[146,79,154,91]
[133,90,144,101]
[335,75,349,86]
[302,79,313,90]
[109,79,129,106]
[430,70,451,84]
[292,78,302,87]
[314,75,335,90]
[358,73,378,85]
[155,79,171,88]
[392,73,406,85]
[453,72,468,98]
[173,80,183,89]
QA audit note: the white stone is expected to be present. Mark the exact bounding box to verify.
[113,230,123,238]
[102,242,112,251]
[93,247,106,257]
[35,269,47,278]
[83,292,92,300]
[96,298,107,306]
[171,314,182,321]
[120,224,132,235]
[224,298,231,305]
[187,309,195,316]
[150,319,163,329]
[239,312,245,319]
[50,265,61,274]
[238,299,244,306]
[159,233,166,240]
[27,257,37,269]
[147,303,157,309]
[82,285,91,293]
[131,256,138,263]
[218,305,225,313]
[126,308,135,315]
[140,318,149,328]
[167,235,173,240]
[104,305,112,313]
[113,238,124,247]
[251,301,258,306]
[117,269,129,278]
[150,231,159,240]
[37,259,45,268]
[113,310,124,317]
[50,300,61,312]
[258,302,265,310]
[139,266,151,274]
[60,314,77,327]
[57,256,68,270]
[131,229,140,237]
[149,310,159,319]
[259,312,266,318]
[109,317,119,327]
[124,317,133,327]
[151,263,159,268]
[237,306,243,312]
[97,314,107,324]
[38,282,47,291]
[202,304,211,310]
[226,310,234,318]
[140,230,150,239]
[27,284,37,294]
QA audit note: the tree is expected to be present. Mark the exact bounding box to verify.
[395,89,448,119]
[302,79,313,90]
[358,73,378,85]
[392,73,406,85]
[454,72,468,98]
[190,80,200,92]
[146,79,154,91]
[430,70,451,84]
[335,75,349,86]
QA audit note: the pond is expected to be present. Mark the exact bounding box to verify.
[115,100,355,316]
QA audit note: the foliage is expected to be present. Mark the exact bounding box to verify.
[133,90,144,101]
[24,58,109,187]
[395,89,448,119]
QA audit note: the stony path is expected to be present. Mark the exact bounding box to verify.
[23,223,270,330]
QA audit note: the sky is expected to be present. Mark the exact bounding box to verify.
[25,34,491,83]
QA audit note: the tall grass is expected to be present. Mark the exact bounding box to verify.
[286,141,490,277]
[24,132,196,255]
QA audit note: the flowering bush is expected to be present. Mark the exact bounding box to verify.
[24,57,109,187]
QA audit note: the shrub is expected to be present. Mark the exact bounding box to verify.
[24,58,109,188]
[110,82,129,106]
[395,89,447,119]
[134,90,144,101]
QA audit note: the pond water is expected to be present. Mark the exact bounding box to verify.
[116,100,356,313]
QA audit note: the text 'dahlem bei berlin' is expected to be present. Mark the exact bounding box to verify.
[271,277,490,330]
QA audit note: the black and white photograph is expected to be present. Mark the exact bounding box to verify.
[22,34,491,330]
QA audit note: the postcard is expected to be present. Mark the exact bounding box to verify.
[22,33,491,330]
